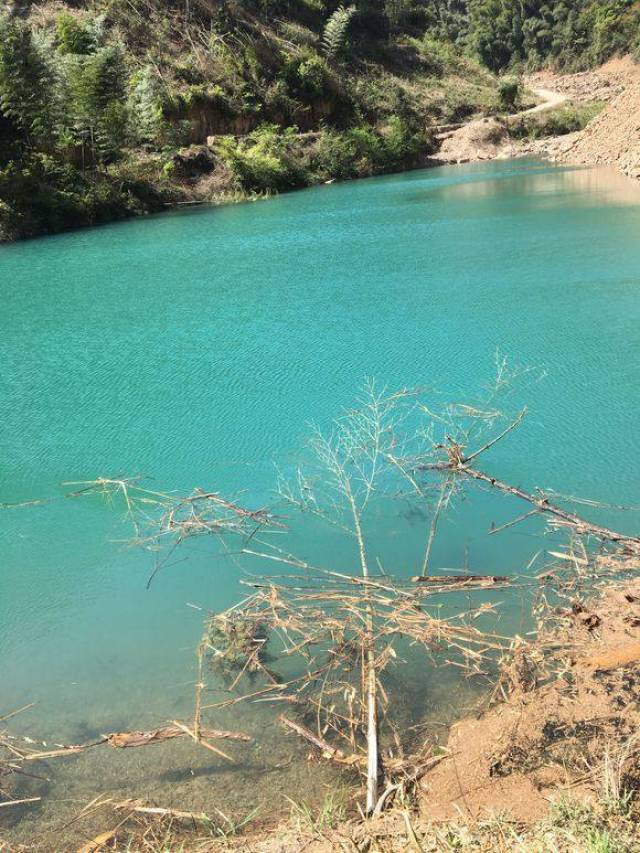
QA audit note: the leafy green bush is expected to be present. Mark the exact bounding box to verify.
[313,118,425,180]
[217,124,309,192]
[350,74,418,126]
[419,34,459,77]
[280,49,330,101]
[55,12,94,56]
[497,77,520,112]
[0,153,160,240]
[380,115,423,163]
[297,54,329,98]
[347,124,385,171]
[312,128,359,180]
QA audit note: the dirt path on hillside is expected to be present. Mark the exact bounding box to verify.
[435,84,568,165]
[435,56,640,181]
[523,86,568,114]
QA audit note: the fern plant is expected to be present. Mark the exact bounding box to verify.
[0,16,57,147]
[322,5,356,60]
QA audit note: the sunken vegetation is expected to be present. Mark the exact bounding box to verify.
[4,376,640,849]
[1,0,640,240]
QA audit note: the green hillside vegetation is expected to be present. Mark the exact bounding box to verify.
[1,0,639,240]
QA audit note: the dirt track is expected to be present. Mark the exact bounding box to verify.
[523,86,569,115]
[436,56,640,182]
[435,84,570,165]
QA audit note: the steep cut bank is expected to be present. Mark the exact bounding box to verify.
[560,58,640,180]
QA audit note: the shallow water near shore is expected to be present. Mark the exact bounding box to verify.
[1,158,640,844]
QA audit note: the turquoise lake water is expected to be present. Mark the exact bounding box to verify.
[1,158,640,840]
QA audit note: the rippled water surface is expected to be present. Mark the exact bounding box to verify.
[1,159,640,843]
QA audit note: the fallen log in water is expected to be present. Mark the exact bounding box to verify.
[463,466,640,554]
[422,455,640,556]
[2,723,251,766]
[0,796,41,808]
[113,798,213,822]
[279,715,361,766]
[411,574,510,586]
[105,725,250,748]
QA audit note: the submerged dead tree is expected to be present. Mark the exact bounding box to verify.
[199,572,513,810]
[39,360,640,817]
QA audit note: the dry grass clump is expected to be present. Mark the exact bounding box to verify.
[77,785,639,852]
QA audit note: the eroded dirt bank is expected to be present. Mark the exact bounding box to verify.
[437,56,640,182]
[417,578,640,826]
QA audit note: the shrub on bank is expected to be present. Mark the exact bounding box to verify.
[498,77,521,112]
[509,101,605,139]
[312,119,426,181]
[216,118,429,193]
[0,154,165,240]
[217,125,310,193]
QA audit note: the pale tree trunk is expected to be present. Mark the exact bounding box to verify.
[349,489,379,814]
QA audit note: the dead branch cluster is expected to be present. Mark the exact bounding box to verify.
[195,571,516,810]
[68,477,279,543]
[187,368,640,812]
[4,361,640,827]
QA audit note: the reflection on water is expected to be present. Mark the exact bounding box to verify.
[546,163,640,206]
[413,161,640,207]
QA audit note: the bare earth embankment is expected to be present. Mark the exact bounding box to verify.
[437,56,640,182]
